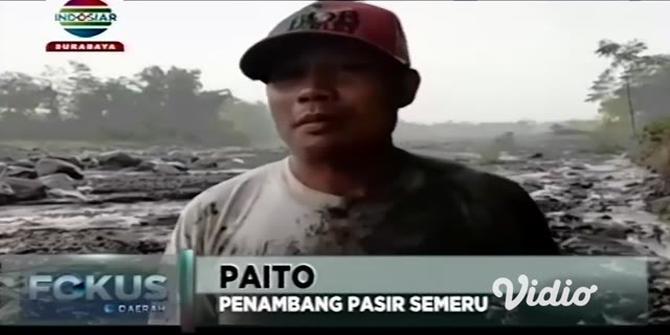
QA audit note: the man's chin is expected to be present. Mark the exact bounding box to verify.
[290,135,354,158]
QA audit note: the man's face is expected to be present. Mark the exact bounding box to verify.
[265,39,400,159]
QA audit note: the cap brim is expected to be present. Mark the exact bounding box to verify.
[239,31,408,83]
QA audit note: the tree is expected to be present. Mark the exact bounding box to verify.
[0,72,47,116]
[587,39,670,138]
[98,78,141,139]
[220,99,280,147]
[0,62,258,145]
[630,63,670,124]
[0,72,57,139]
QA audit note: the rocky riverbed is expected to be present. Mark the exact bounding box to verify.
[0,145,286,254]
[1,142,670,324]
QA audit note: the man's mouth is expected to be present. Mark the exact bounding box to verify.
[293,113,340,128]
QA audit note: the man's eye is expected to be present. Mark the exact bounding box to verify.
[340,62,375,73]
[269,65,304,82]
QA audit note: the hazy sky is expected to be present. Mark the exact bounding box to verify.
[1,0,669,123]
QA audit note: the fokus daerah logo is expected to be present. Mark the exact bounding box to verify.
[56,0,117,38]
[46,0,125,52]
[22,273,169,321]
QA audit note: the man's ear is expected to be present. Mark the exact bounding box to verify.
[397,69,421,108]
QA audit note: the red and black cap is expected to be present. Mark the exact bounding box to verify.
[239,1,411,82]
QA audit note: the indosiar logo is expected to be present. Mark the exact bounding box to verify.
[46,0,125,52]
[55,0,117,38]
[23,273,168,322]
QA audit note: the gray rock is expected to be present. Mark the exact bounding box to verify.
[97,151,142,169]
[216,158,251,169]
[134,160,188,174]
[166,150,197,164]
[535,196,572,212]
[649,305,670,318]
[166,161,188,172]
[153,162,185,175]
[6,165,37,179]
[134,160,157,172]
[190,156,221,169]
[575,223,593,231]
[47,155,84,169]
[651,316,670,324]
[649,196,670,214]
[559,235,650,256]
[594,223,631,239]
[571,181,594,189]
[0,162,6,175]
[0,192,12,205]
[559,213,582,223]
[46,188,89,202]
[35,158,84,180]
[12,159,35,169]
[650,261,670,274]
[570,188,588,199]
[521,180,544,193]
[38,173,77,190]
[3,177,46,201]
[79,156,99,169]
[591,203,611,213]
[0,180,14,198]
[77,185,94,194]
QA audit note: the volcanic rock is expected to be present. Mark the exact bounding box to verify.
[35,158,84,180]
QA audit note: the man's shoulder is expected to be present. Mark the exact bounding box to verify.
[391,151,559,255]
[184,159,284,211]
[407,152,524,196]
[405,152,535,213]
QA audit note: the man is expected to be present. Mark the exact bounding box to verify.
[165,1,559,257]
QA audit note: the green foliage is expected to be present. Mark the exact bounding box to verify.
[0,63,254,146]
[563,120,599,132]
[630,64,670,123]
[638,118,670,154]
[588,97,634,153]
[589,128,629,154]
[587,39,670,139]
[587,39,670,155]
[635,118,670,177]
[219,99,281,148]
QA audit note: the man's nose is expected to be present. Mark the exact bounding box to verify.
[296,66,337,103]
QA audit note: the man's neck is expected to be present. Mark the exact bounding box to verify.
[288,144,404,199]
